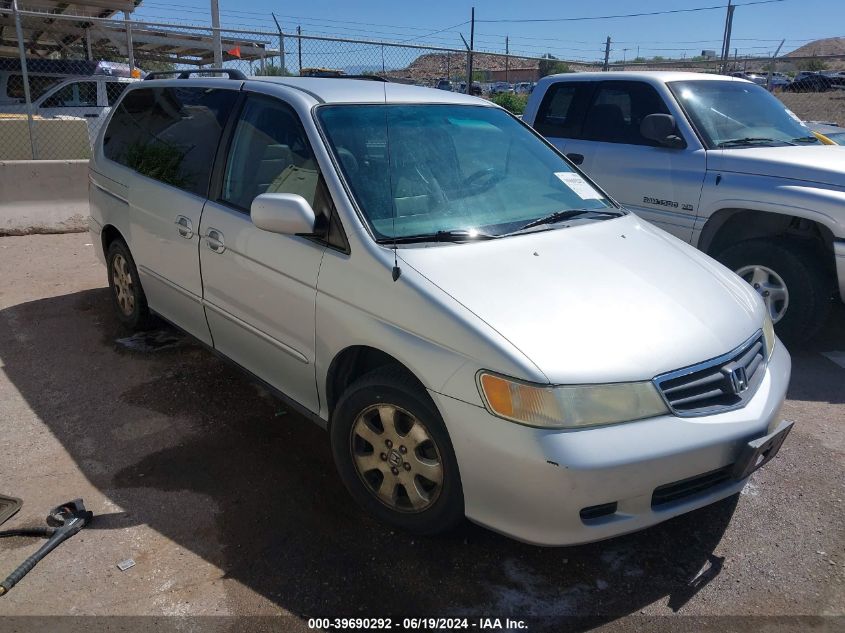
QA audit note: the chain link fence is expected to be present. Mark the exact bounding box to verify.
[1,3,843,160]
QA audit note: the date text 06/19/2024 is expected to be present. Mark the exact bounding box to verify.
[307,618,529,630]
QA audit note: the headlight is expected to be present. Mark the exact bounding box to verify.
[477,372,669,429]
[762,312,776,359]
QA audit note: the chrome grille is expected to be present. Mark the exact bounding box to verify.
[654,331,766,416]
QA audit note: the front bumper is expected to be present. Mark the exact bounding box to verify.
[430,340,791,546]
[835,239,845,302]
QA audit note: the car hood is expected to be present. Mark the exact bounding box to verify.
[708,145,845,188]
[398,214,764,384]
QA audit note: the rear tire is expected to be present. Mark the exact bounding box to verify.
[716,238,831,344]
[106,240,154,331]
[330,366,464,535]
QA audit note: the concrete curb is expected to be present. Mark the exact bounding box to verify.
[0,159,89,236]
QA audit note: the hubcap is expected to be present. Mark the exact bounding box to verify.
[111,253,135,316]
[735,265,789,324]
[350,404,443,513]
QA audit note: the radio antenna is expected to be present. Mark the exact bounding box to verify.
[382,81,401,281]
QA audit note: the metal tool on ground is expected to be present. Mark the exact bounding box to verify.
[0,499,93,596]
[0,495,22,527]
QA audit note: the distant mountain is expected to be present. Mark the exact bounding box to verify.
[787,37,845,58]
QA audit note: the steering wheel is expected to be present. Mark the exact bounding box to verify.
[464,167,503,189]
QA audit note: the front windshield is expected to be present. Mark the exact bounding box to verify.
[317,104,615,240]
[668,80,819,149]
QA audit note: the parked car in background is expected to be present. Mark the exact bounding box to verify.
[524,71,845,342]
[458,80,483,96]
[766,72,791,89]
[0,74,138,144]
[784,72,833,92]
[514,81,535,95]
[89,72,791,546]
[436,78,453,91]
[730,71,766,86]
[807,121,845,145]
[490,81,514,95]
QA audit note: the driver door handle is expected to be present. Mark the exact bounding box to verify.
[567,153,584,165]
[205,228,226,254]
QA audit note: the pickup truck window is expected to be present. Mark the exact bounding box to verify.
[582,81,670,146]
[42,81,97,108]
[668,80,819,149]
[533,82,592,139]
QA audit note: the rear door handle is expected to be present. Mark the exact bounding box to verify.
[205,228,226,254]
[175,215,193,239]
[84,113,100,118]
[566,153,585,165]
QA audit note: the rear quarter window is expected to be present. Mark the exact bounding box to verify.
[103,86,238,197]
[533,82,593,139]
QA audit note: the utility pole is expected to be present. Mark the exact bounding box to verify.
[720,0,735,73]
[466,7,475,94]
[767,39,785,90]
[297,25,302,75]
[505,36,509,83]
[603,36,611,71]
[210,0,223,67]
[272,13,285,76]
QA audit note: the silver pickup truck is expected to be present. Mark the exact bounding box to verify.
[524,71,845,343]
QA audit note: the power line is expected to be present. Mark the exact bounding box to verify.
[475,0,789,23]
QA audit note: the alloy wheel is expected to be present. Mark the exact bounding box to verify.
[111,253,136,316]
[350,404,444,513]
[736,264,790,323]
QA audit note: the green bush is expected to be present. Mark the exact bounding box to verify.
[490,92,528,115]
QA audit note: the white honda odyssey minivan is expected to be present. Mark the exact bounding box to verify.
[88,70,792,546]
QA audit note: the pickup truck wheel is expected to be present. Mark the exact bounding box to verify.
[106,240,153,330]
[330,366,464,535]
[716,239,831,344]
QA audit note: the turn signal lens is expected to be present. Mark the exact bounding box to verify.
[763,312,776,359]
[478,372,669,429]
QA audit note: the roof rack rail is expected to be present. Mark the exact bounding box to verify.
[144,69,246,81]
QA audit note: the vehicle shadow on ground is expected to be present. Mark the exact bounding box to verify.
[783,302,845,406]
[0,288,745,629]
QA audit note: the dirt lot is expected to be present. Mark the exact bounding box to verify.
[0,233,843,632]
[776,91,845,124]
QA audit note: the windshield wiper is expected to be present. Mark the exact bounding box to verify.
[379,229,498,244]
[792,135,820,144]
[716,137,796,148]
[512,208,621,233]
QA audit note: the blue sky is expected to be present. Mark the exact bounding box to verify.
[132,0,842,62]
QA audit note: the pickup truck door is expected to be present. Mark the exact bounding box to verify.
[529,81,600,172]
[37,79,103,145]
[575,80,706,242]
[199,93,327,413]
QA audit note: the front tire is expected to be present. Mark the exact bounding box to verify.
[106,240,153,330]
[330,366,464,535]
[716,238,831,344]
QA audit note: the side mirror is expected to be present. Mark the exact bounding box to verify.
[640,113,686,149]
[251,193,316,235]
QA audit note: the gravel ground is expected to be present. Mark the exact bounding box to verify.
[776,91,845,124]
[0,233,843,632]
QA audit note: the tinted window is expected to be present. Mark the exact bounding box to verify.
[105,81,129,106]
[103,86,238,196]
[42,81,97,107]
[582,81,670,145]
[7,74,61,101]
[533,82,592,138]
[222,95,323,212]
